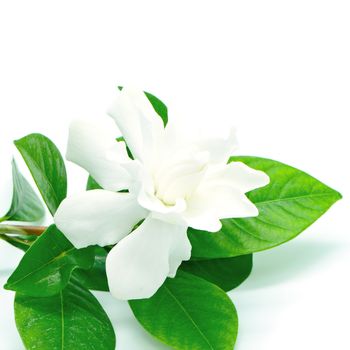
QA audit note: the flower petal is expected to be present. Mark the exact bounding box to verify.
[196,127,238,164]
[106,216,190,300]
[184,187,259,232]
[54,190,147,248]
[183,162,269,232]
[66,119,133,191]
[162,121,238,165]
[107,87,164,164]
[203,161,270,193]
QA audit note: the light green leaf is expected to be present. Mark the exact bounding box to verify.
[130,270,238,350]
[73,246,109,292]
[15,278,116,350]
[180,254,253,291]
[14,133,67,216]
[5,225,94,296]
[189,156,342,258]
[1,160,45,222]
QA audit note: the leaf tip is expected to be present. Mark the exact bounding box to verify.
[3,282,12,291]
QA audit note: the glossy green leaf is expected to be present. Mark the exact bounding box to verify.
[14,133,67,215]
[189,156,342,258]
[15,278,116,350]
[73,246,109,291]
[5,225,94,296]
[118,86,168,126]
[1,160,45,222]
[130,270,238,350]
[180,254,253,291]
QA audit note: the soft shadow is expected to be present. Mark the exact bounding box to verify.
[239,238,345,290]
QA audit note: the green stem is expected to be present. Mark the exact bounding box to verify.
[0,224,47,236]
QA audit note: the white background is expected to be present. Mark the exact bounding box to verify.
[0,1,349,349]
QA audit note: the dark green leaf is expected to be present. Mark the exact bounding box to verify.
[5,225,94,296]
[189,156,342,258]
[15,278,116,350]
[130,270,238,350]
[14,133,67,215]
[1,160,45,222]
[73,246,109,291]
[180,254,253,291]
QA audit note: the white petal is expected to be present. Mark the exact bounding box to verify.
[67,119,133,191]
[203,161,270,193]
[185,187,259,232]
[196,127,238,164]
[106,217,190,300]
[54,190,147,248]
[162,121,238,165]
[107,87,164,164]
[154,152,208,205]
[183,162,269,231]
[138,189,187,214]
[167,226,192,277]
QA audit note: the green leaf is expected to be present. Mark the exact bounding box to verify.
[14,133,67,216]
[144,91,168,126]
[86,176,102,190]
[1,160,45,222]
[189,156,342,258]
[0,233,37,251]
[73,246,109,291]
[118,86,168,126]
[15,278,116,350]
[130,270,238,350]
[5,225,95,296]
[180,254,253,291]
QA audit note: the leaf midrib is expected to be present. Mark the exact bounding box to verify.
[18,144,61,213]
[26,151,60,209]
[7,247,75,287]
[60,291,65,350]
[253,191,339,206]
[164,285,214,350]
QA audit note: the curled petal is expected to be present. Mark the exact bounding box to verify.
[203,161,270,193]
[107,87,164,164]
[106,217,190,300]
[67,119,132,191]
[54,190,148,248]
[183,162,269,232]
[162,121,237,165]
[196,127,238,164]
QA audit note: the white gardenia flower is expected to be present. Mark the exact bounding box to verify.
[54,87,269,300]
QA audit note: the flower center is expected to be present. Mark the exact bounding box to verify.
[152,152,209,206]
